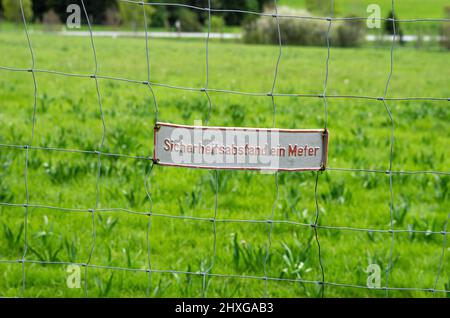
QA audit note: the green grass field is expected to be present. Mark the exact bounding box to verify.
[280,0,449,34]
[281,0,449,18]
[0,25,449,297]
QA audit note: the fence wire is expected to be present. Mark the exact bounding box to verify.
[0,0,449,298]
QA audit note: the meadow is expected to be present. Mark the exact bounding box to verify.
[280,0,449,35]
[0,22,449,297]
[281,0,449,18]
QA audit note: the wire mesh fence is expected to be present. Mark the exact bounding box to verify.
[0,0,449,297]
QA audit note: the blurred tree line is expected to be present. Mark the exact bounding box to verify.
[0,0,273,29]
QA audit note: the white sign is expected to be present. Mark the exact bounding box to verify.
[153,122,328,171]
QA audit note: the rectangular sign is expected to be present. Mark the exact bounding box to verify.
[153,122,328,171]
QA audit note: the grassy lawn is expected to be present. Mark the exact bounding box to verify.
[280,0,449,18]
[280,0,449,34]
[0,27,449,297]
[0,21,241,34]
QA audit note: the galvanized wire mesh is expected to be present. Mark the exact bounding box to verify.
[0,0,449,298]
